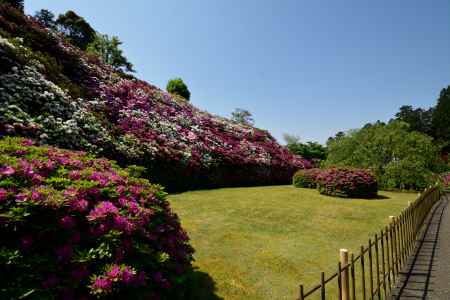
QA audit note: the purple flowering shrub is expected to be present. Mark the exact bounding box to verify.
[0,137,193,299]
[316,168,378,198]
[442,173,450,192]
[0,5,310,191]
[292,168,322,188]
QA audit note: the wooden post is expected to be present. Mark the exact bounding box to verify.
[340,249,350,300]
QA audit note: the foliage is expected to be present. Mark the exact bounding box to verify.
[56,10,96,50]
[0,6,310,191]
[0,137,194,299]
[432,86,450,142]
[34,9,57,30]
[166,78,190,101]
[292,168,321,188]
[324,121,445,190]
[87,33,134,73]
[315,168,378,198]
[0,0,23,11]
[284,134,327,161]
[231,108,254,126]
[394,105,434,136]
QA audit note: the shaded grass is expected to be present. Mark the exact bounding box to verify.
[169,186,418,300]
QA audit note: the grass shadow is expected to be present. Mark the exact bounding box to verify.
[185,267,224,300]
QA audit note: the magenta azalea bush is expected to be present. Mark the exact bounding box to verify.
[292,168,322,188]
[0,137,193,299]
[0,5,310,191]
[442,173,450,192]
[316,168,378,198]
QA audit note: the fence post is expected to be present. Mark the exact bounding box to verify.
[340,249,350,300]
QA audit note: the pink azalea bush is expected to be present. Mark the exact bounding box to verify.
[442,173,450,192]
[292,168,322,188]
[0,5,310,191]
[316,168,378,198]
[0,137,193,299]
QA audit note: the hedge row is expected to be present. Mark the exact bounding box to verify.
[0,4,310,191]
[293,167,378,199]
[0,137,193,299]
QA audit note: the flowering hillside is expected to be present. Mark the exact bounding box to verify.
[0,4,309,191]
[0,137,193,299]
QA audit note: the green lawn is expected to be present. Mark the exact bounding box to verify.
[169,186,417,300]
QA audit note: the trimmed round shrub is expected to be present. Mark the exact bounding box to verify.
[166,77,190,101]
[292,168,321,188]
[0,137,193,299]
[316,168,378,198]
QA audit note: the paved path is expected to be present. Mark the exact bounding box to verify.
[390,193,450,300]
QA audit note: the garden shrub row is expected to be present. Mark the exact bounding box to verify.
[0,137,194,299]
[293,167,378,199]
[0,4,310,191]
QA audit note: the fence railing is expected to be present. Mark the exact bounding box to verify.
[299,186,441,300]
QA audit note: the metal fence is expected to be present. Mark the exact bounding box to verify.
[299,186,441,300]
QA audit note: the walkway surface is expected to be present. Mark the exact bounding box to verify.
[390,193,450,300]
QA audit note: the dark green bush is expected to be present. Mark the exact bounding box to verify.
[166,78,190,101]
[292,168,321,188]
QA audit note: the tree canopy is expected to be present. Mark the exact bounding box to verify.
[231,108,254,126]
[34,9,57,30]
[87,33,135,73]
[324,121,445,190]
[56,10,96,50]
[283,134,327,160]
[0,0,23,11]
[432,86,450,143]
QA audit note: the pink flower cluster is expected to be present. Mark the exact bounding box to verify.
[90,264,146,296]
[442,173,450,191]
[0,137,193,299]
[315,168,378,198]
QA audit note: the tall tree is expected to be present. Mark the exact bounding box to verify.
[394,105,434,136]
[34,9,57,30]
[231,108,254,126]
[56,10,96,50]
[87,33,134,73]
[283,134,327,160]
[432,86,450,143]
[0,0,23,11]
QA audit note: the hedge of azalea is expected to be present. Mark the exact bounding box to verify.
[0,137,194,299]
[0,4,310,191]
[292,168,321,188]
[315,168,378,198]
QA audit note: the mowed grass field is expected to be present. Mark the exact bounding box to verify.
[169,186,417,300]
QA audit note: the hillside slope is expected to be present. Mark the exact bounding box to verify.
[0,5,309,191]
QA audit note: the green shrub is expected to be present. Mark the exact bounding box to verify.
[166,78,190,101]
[292,168,321,188]
[316,168,378,198]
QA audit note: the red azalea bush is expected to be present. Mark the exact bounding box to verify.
[0,137,193,299]
[292,168,322,188]
[316,168,378,198]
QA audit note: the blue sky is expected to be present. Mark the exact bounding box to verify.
[26,1,450,144]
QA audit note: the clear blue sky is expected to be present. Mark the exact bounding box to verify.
[26,1,450,144]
